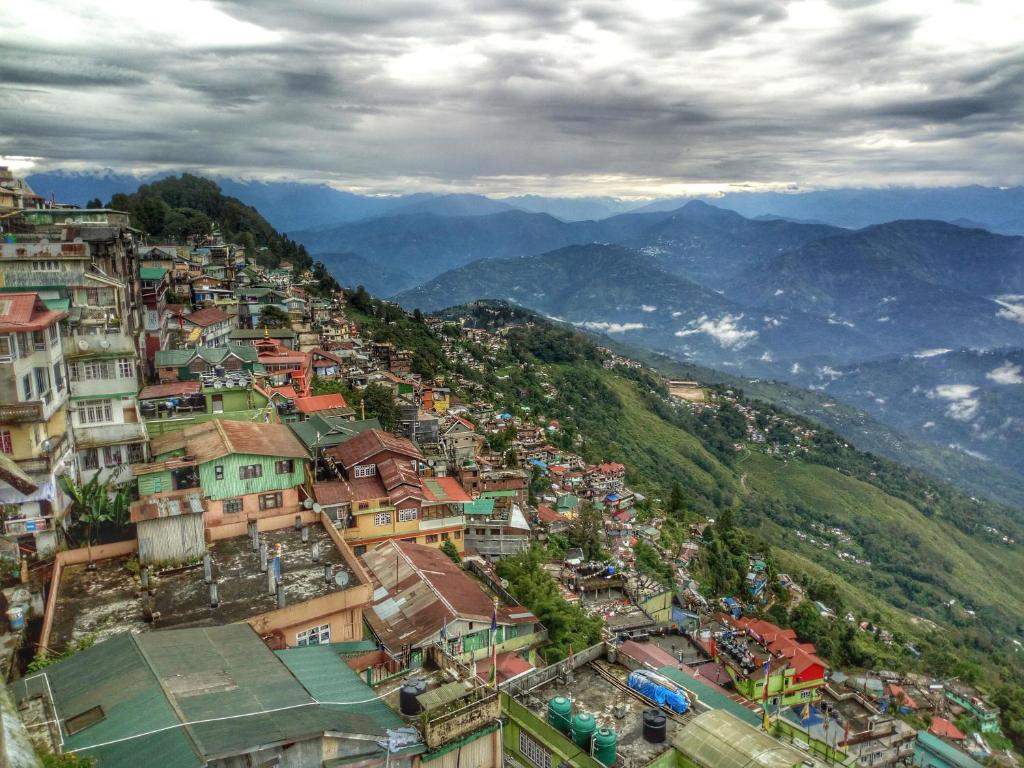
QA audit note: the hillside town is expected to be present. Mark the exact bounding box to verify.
[0,168,1015,768]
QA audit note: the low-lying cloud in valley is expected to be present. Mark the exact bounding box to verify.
[675,314,758,349]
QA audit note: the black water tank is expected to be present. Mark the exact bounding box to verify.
[642,708,667,743]
[399,678,427,716]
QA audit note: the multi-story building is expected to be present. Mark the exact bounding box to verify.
[314,429,471,555]
[138,265,169,372]
[0,293,73,553]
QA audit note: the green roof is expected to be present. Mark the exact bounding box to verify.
[463,498,496,516]
[139,266,168,281]
[155,345,258,368]
[481,490,517,499]
[9,625,395,768]
[229,328,297,339]
[914,731,984,768]
[656,666,763,727]
[672,708,817,768]
[556,494,579,510]
[289,416,382,451]
[42,297,71,311]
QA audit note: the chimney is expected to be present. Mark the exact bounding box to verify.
[203,553,213,584]
[209,582,220,608]
[294,515,303,530]
[324,564,332,584]
[312,542,320,563]
[301,525,309,544]
[276,581,286,609]
[259,540,268,573]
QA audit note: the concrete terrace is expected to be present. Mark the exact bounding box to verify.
[48,523,357,651]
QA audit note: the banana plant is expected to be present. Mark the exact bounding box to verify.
[57,466,131,547]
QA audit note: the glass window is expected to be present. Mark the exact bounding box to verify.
[425,534,439,543]
[259,492,282,510]
[103,446,123,466]
[374,511,392,526]
[398,508,418,522]
[275,459,294,475]
[80,399,113,424]
[119,358,133,378]
[34,367,50,401]
[519,731,552,768]
[296,624,331,646]
[53,363,64,393]
[214,465,224,480]
[48,324,59,345]
[80,449,100,470]
[239,464,262,479]
[0,336,12,362]
[354,464,376,478]
[0,431,12,455]
[32,331,46,351]
[126,443,145,463]
[223,498,244,514]
[21,374,32,401]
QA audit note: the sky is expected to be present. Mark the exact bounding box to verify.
[1,0,1023,197]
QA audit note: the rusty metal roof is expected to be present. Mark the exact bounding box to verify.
[149,419,307,463]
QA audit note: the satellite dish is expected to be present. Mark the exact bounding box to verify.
[312,503,322,513]
[100,339,111,350]
[303,498,314,510]
[333,571,351,588]
[77,339,90,351]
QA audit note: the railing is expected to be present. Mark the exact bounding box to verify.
[422,690,500,749]
[0,401,43,424]
[15,432,70,474]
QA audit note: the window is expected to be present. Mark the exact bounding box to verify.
[259,492,282,510]
[85,288,100,305]
[0,336,11,362]
[354,464,376,478]
[475,528,486,535]
[52,363,63,393]
[441,532,450,541]
[454,530,461,539]
[425,534,439,543]
[398,508,418,522]
[21,374,31,401]
[80,449,99,471]
[239,464,262,479]
[32,260,60,272]
[80,360,113,380]
[357,502,370,511]
[212,394,224,413]
[32,331,46,351]
[118,358,133,378]
[34,367,51,402]
[296,624,331,647]
[223,498,244,514]
[103,446,123,466]
[214,465,224,481]
[374,511,392,526]
[80,400,113,425]
[65,705,105,736]
[275,459,294,475]
[0,431,12,455]
[48,324,59,345]
[126,443,145,463]
[519,731,552,768]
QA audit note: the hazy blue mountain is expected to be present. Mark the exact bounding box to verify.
[395,243,877,369]
[385,193,517,217]
[27,169,170,207]
[314,252,415,297]
[503,195,645,221]
[794,348,1024,479]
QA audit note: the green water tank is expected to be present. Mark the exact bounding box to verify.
[547,696,572,734]
[593,727,617,766]
[572,712,597,750]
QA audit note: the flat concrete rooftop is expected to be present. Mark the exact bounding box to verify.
[524,663,681,766]
[49,524,357,651]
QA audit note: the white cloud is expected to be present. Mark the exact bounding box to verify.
[641,305,657,312]
[929,384,980,421]
[577,321,645,333]
[790,363,801,375]
[995,295,1024,324]
[760,351,774,363]
[922,421,935,429]
[826,314,855,328]
[876,316,890,323]
[773,289,785,296]
[816,366,844,381]
[671,311,682,318]
[986,362,1024,385]
[762,316,783,328]
[675,314,758,349]
[913,348,952,359]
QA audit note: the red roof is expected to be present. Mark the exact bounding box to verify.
[326,429,421,469]
[294,393,348,413]
[269,385,299,400]
[138,381,202,400]
[420,476,472,504]
[620,640,680,670]
[0,293,66,333]
[182,306,233,327]
[929,716,965,741]
[475,651,534,685]
[536,505,561,523]
[313,477,389,505]
[888,684,919,710]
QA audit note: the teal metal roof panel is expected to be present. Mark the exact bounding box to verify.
[656,665,763,727]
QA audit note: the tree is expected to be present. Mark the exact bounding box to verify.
[504,448,519,468]
[668,480,685,517]
[42,753,96,768]
[85,197,103,209]
[354,383,400,431]
[259,305,291,329]
[58,470,131,547]
[440,540,461,564]
[566,501,605,561]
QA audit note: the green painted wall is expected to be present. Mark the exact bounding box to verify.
[198,452,305,501]
[641,590,674,623]
[500,692,604,768]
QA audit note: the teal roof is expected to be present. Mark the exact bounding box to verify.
[155,345,258,368]
[229,328,297,339]
[481,490,517,499]
[42,297,71,311]
[656,666,763,727]
[9,625,393,768]
[914,731,984,768]
[463,498,496,516]
[556,494,579,511]
[289,416,382,451]
[139,266,168,281]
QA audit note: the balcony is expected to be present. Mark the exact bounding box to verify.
[73,421,148,450]
[15,432,71,475]
[419,515,465,531]
[0,401,43,424]
[3,516,53,536]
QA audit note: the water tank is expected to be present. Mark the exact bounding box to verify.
[547,696,572,734]
[572,712,596,750]
[642,709,667,743]
[399,678,427,715]
[593,727,617,766]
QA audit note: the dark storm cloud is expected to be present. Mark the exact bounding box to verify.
[1,0,1022,193]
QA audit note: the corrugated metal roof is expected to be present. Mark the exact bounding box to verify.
[673,709,818,767]
[657,666,763,727]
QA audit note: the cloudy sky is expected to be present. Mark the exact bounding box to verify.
[1,0,1022,196]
